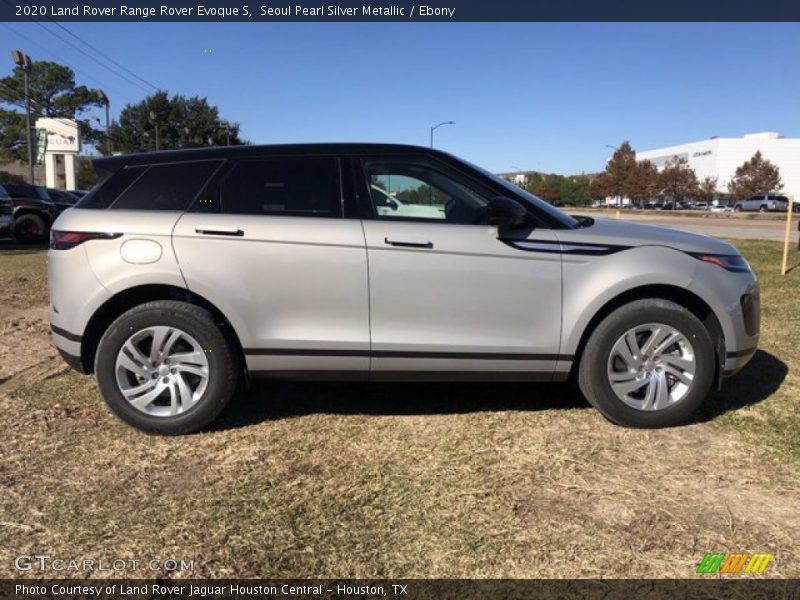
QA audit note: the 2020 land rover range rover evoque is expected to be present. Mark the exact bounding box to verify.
[48,144,759,434]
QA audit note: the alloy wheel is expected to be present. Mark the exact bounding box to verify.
[115,326,209,417]
[606,322,696,411]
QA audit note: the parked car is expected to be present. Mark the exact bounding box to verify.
[0,184,13,236]
[693,202,709,211]
[370,185,445,219]
[733,194,789,213]
[48,143,759,434]
[1,183,59,243]
[47,188,82,213]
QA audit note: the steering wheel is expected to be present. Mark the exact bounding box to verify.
[444,198,456,219]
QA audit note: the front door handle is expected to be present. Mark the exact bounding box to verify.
[384,237,433,249]
[195,226,244,237]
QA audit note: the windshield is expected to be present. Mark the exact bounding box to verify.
[455,157,579,229]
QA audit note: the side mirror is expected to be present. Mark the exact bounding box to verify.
[486,196,528,229]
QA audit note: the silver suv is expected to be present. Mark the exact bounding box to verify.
[48,144,759,434]
[733,194,789,212]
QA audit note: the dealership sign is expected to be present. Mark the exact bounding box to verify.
[34,118,81,154]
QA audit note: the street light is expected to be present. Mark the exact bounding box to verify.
[11,49,34,184]
[149,110,160,151]
[430,120,454,148]
[95,89,110,154]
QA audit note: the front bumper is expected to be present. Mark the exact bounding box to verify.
[721,283,760,377]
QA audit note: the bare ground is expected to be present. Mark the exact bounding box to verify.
[1,242,798,579]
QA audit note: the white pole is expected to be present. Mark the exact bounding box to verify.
[781,195,795,275]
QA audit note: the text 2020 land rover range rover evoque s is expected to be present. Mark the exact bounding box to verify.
[48,144,759,434]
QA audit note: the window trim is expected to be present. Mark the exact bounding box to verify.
[209,155,345,219]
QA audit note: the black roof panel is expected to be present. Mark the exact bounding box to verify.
[93,142,447,172]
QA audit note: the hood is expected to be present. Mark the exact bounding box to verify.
[557,217,739,255]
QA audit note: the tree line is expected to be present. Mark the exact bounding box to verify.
[588,141,783,204]
[0,59,246,170]
[510,141,784,206]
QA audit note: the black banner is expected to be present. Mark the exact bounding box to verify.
[3,580,800,600]
[2,0,800,22]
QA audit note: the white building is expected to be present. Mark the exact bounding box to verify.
[636,132,800,200]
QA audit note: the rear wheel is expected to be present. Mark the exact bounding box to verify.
[578,299,715,428]
[759,205,767,213]
[95,300,239,434]
[13,213,47,243]
[733,205,741,212]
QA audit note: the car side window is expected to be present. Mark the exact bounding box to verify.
[219,157,341,218]
[109,161,221,211]
[364,160,489,225]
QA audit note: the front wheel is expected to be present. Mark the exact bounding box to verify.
[95,300,239,434]
[578,299,715,428]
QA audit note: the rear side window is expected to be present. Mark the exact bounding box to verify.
[76,166,147,209]
[0,184,8,199]
[111,161,221,211]
[220,158,341,217]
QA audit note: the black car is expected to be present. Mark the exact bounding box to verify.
[0,184,14,236]
[47,188,82,213]
[1,183,60,243]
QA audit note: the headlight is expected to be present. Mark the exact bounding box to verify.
[690,253,751,273]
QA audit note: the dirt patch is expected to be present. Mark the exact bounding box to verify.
[0,306,64,393]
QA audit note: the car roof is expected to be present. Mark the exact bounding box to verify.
[94,143,450,172]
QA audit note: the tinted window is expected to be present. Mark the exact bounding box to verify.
[364,160,488,224]
[0,184,8,199]
[220,158,340,217]
[3,184,39,198]
[76,166,147,209]
[111,161,221,211]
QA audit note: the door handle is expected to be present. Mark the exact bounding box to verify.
[195,226,244,237]
[384,237,433,249]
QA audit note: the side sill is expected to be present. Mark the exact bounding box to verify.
[248,370,565,383]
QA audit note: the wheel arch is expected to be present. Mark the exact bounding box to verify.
[570,284,725,386]
[80,284,246,376]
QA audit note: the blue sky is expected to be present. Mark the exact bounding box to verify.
[2,22,799,173]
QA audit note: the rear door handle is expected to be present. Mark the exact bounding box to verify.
[195,226,244,237]
[384,237,433,249]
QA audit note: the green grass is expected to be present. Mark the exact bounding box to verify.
[706,240,800,464]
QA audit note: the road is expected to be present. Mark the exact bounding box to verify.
[581,213,797,242]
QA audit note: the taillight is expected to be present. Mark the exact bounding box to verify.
[50,230,121,250]
[690,253,751,273]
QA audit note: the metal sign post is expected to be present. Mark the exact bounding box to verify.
[781,195,795,275]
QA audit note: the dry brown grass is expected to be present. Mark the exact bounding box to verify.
[0,240,798,579]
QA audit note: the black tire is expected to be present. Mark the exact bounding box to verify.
[759,205,767,213]
[578,298,715,428]
[13,213,47,243]
[733,205,741,212]
[95,300,239,435]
